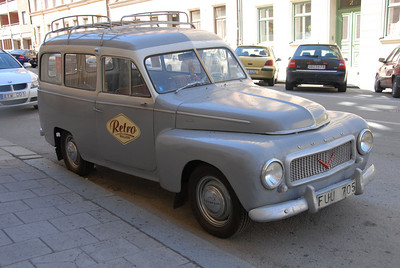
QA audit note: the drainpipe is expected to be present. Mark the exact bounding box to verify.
[237,0,243,46]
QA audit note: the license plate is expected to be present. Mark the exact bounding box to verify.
[247,69,257,74]
[308,65,326,70]
[0,91,26,100]
[317,180,356,209]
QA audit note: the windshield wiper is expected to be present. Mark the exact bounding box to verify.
[174,81,209,94]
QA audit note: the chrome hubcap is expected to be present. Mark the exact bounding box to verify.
[196,176,232,227]
[66,137,79,166]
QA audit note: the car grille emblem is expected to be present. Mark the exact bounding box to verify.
[317,153,335,169]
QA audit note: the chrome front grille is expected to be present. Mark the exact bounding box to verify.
[289,141,353,184]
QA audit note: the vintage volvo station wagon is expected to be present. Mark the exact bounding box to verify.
[38,12,375,238]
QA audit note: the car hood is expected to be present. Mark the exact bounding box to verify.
[175,82,329,134]
[0,68,37,85]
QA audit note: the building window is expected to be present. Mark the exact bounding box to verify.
[293,1,311,41]
[386,0,400,36]
[22,11,28,25]
[214,6,226,39]
[190,10,201,29]
[259,6,273,42]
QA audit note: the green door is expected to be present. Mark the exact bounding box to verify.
[338,11,361,67]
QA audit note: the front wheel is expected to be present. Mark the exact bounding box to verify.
[374,76,384,93]
[60,131,93,176]
[392,76,400,98]
[189,165,250,238]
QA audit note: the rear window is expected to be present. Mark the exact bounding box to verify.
[40,53,62,85]
[294,45,341,59]
[235,47,270,57]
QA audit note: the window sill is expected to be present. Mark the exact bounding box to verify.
[380,36,400,44]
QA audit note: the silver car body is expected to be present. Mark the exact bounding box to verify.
[38,14,374,229]
[0,50,38,108]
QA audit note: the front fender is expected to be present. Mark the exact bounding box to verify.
[155,129,270,210]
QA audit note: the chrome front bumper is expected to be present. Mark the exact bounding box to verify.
[248,164,375,222]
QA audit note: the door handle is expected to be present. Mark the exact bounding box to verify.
[93,107,102,113]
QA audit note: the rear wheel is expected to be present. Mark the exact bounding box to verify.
[60,131,93,176]
[392,76,400,98]
[285,81,294,90]
[265,76,275,86]
[189,165,250,238]
[374,76,384,93]
[338,81,347,92]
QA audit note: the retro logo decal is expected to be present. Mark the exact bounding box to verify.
[106,113,141,145]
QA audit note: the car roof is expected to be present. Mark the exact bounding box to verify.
[42,26,223,51]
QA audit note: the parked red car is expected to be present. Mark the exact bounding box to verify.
[375,46,400,98]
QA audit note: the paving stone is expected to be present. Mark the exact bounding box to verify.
[58,192,85,203]
[50,213,100,231]
[0,239,52,266]
[82,238,141,262]
[87,208,120,223]
[30,184,70,197]
[23,195,68,209]
[4,221,59,242]
[124,231,164,250]
[85,258,133,268]
[0,213,23,229]
[12,170,47,181]
[56,200,101,215]
[3,180,42,192]
[0,184,8,193]
[15,207,65,223]
[0,175,17,184]
[0,190,37,202]
[31,248,96,268]
[42,229,99,251]
[3,260,36,268]
[125,246,190,268]
[85,220,139,241]
[0,201,30,215]
[0,230,12,247]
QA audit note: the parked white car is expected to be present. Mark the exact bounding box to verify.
[0,49,38,109]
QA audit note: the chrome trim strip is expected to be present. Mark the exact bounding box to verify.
[176,111,251,124]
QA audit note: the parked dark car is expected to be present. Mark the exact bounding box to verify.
[374,46,400,98]
[286,44,347,92]
[10,49,38,68]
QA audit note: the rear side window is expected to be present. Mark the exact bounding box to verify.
[40,53,62,85]
[65,54,97,91]
[103,57,151,98]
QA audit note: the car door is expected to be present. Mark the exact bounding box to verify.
[380,47,400,87]
[95,56,156,172]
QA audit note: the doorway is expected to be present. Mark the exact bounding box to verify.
[336,1,361,67]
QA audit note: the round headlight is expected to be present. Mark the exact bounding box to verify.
[357,129,373,155]
[261,159,284,190]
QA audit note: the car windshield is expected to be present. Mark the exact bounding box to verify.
[0,53,22,69]
[235,47,270,57]
[294,45,341,59]
[145,48,246,93]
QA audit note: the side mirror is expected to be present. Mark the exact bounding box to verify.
[378,57,385,63]
[276,58,281,62]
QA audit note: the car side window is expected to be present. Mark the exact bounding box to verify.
[40,53,62,85]
[103,57,151,98]
[64,54,97,91]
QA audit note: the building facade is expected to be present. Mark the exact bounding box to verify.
[4,0,399,89]
[0,0,33,50]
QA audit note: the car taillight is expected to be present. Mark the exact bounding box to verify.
[264,60,273,66]
[18,54,24,59]
[288,59,296,68]
[338,60,346,69]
